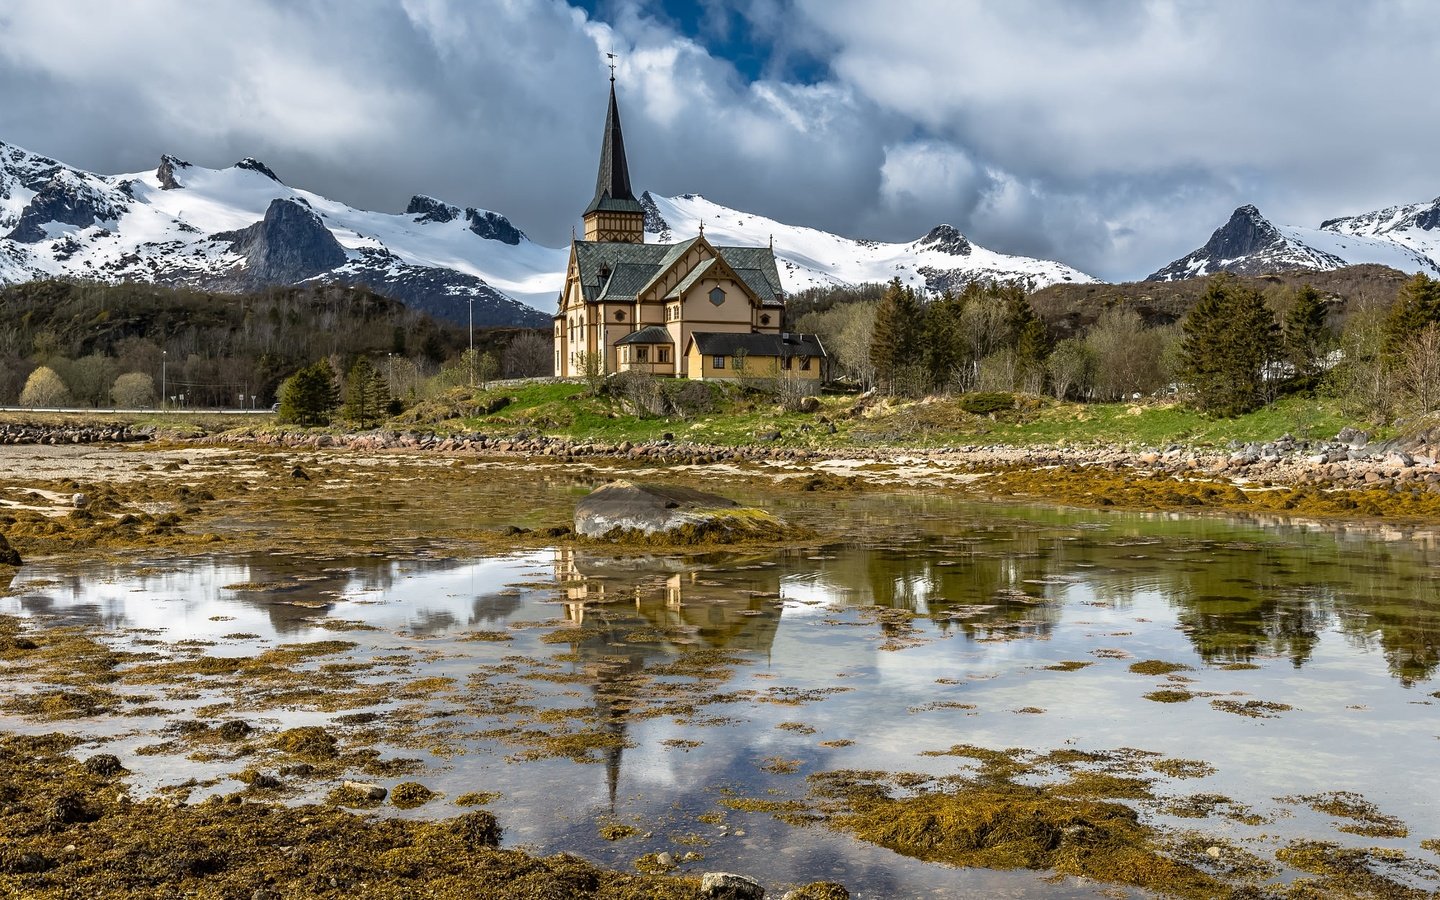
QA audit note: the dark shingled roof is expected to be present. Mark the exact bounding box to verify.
[615,325,673,345]
[688,332,825,358]
[584,82,643,217]
[574,239,785,307]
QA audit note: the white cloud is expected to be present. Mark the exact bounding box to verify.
[878,141,979,218]
[0,0,1436,282]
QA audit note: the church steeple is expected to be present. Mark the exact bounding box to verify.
[582,76,645,243]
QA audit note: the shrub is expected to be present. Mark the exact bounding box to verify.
[959,391,1016,415]
[110,372,156,408]
[19,366,72,408]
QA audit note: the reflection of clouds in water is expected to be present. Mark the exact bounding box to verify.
[2,552,551,642]
[6,501,1440,894]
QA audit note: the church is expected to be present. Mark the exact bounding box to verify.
[553,78,825,381]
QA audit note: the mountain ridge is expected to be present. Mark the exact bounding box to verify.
[0,137,1097,328]
[1148,201,1440,282]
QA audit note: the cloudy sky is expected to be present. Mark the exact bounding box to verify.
[1,0,1436,281]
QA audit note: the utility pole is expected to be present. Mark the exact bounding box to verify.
[161,350,167,409]
[468,297,476,387]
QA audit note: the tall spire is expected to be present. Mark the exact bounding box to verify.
[584,80,641,217]
[581,72,645,243]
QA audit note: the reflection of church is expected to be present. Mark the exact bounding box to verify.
[548,548,786,809]
[552,75,824,381]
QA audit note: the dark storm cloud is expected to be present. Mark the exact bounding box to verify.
[0,0,1436,281]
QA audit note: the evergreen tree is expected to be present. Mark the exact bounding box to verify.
[1005,290,1051,392]
[869,278,924,394]
[1382,273,1440,363]
[1282,284,1331,383]
[277,361,338,426]
[1179,276,1280,416]
[343,357,390,427]
[922,290,965,390]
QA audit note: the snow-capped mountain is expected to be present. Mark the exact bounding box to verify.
[0,140,556,327]
[640,192,1094,293]
[1,138,1095,326]
[1148,202,1440,282]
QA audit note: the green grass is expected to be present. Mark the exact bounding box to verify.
[0,378,1382,454]
[435,382,1374,452]
[976,394,1364,449]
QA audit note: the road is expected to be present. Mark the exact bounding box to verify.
[0,407,274,415]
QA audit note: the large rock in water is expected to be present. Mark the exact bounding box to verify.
[574,481,782,543]
[0,532,20,566]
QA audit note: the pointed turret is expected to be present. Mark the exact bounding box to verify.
[582,79,645,243]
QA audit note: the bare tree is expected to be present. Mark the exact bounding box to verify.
[503,332,551,377]
[1046,337,1096,400]
[1396,323,1440,416]
[1086,309,1168,401]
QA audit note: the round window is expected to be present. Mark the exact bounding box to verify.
[760,314,771,325]
[614,309,626,322]
[709,287,725,306]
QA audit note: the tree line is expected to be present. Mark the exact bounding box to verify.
[795,270,1440,420]
[0,279,550,409]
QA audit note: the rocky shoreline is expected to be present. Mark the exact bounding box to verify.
[0,423,151,445]
[196,425,1440,496]
[4,418,1440,501]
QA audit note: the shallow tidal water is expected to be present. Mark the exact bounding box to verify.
[4,487,1440,898]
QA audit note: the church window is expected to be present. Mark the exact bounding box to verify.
[713,355,725,369]
[800,357,812,371]
[658,347,670,363]
[709,287,725,306]
[782,356,792,370]
[614,309,626,322]
[636,346,649,362]
[760,314,771,326]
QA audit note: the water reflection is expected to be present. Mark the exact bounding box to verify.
[4,494,1440,896]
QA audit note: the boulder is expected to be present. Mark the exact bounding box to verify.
[574,481,782,543]
[701,872,765,899]
[0,532,20,566]
[342,781,387,801]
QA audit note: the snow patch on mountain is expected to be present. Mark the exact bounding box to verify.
[2,136,1098,328]
[0,138,553,326]
[1149,202,1440,281]
[640,192,1094,294]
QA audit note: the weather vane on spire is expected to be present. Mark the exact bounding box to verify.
[606,50,618,83]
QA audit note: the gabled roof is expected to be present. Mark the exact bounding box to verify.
[583,82,643,217]
[573,237,785,307]
[615,325,673,345]
[665,256,721,300]
[687,331,826,358]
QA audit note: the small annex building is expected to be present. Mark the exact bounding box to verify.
[553,75,824,380]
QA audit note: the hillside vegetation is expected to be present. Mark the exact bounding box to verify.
[0,280,545,407]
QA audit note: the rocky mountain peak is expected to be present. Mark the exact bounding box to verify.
[640,191,671,241]
[1414,198,1440,231]
[406,195,459,224]
[233,158,282,183]
[156,155,191,190]
[5,169,127,243]
[1209,205,1283,258]
[918,224,972,256]
[465,208,524,245]
[213,198,346,284]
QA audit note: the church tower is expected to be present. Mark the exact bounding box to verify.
[582,77,645,243]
